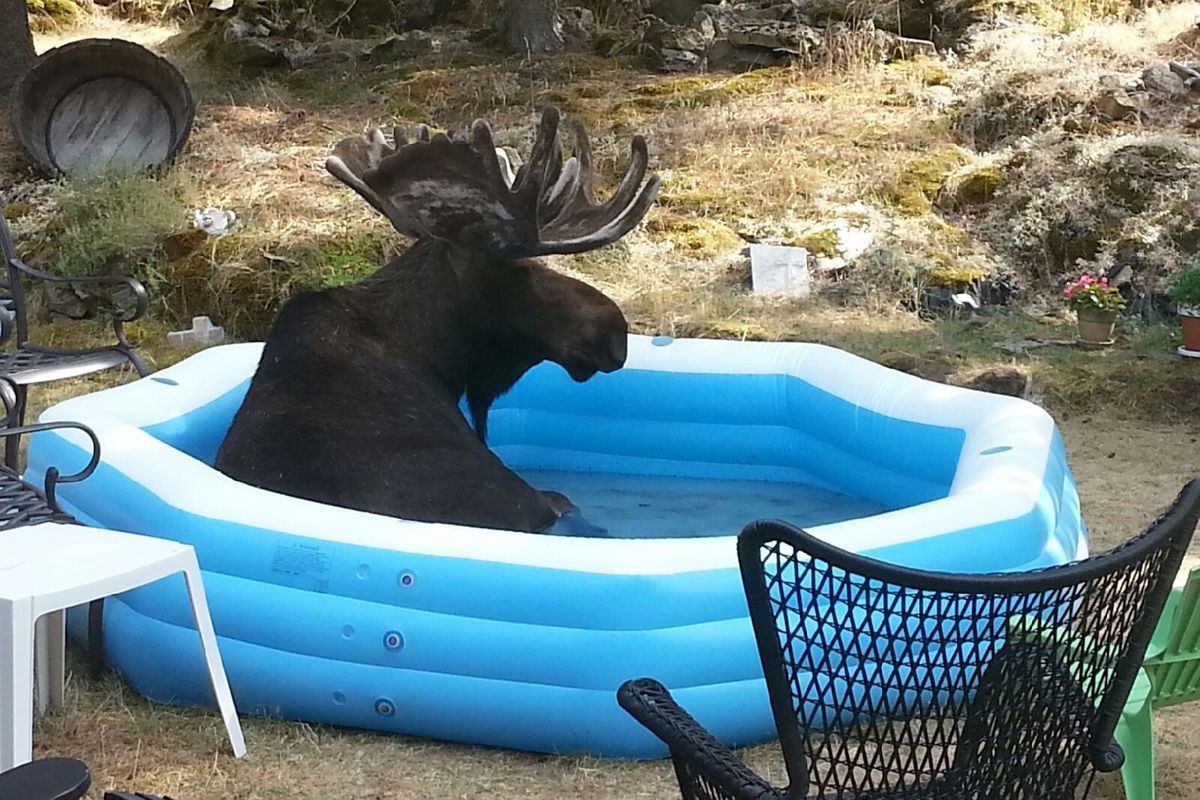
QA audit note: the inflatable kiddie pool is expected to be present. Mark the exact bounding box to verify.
[26,335,1085,758]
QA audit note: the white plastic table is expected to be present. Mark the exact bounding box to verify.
[0,523,246,771]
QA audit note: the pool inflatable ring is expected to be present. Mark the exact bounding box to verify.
[26,335,1085,757]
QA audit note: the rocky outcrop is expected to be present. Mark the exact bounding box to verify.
[602,1,937,72]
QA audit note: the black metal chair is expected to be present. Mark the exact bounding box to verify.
[0,418,107,677]
[0,419,101,527]
[0,211,149,467]
[619,480,1200,800]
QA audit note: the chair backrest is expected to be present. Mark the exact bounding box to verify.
[1145,563,1200,709]
[0,212,31,345]
[737,479,1200,800]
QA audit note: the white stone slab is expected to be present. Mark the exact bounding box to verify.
[750,244,810,297]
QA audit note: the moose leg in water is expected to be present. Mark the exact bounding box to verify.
[216,108,659,534]
[537,489,610,537]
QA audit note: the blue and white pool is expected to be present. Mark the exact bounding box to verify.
[26,335,1085,758]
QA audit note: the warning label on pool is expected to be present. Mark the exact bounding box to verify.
[270,543,331,593]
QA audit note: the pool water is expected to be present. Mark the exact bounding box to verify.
[517,469,891,539]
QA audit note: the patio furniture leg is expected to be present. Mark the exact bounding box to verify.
[0,595,36,771]
[32,611,65,715]
[44,610,66,714]
[33,614,49,715]
[181,558,246,757]
[86,600,104,679]
[1117,692,1157,800]
[1,381,24,471]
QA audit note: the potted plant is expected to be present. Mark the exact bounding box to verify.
[1166,262,1200,356]
[1063,273,1125,345]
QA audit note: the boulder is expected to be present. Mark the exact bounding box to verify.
[559,6,596,45]
[1142,64,1187,99]
[1093,88,1141,122]
[649,0,711,24]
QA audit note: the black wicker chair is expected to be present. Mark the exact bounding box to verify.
[0,211,148,467]
[619,480,1200,800]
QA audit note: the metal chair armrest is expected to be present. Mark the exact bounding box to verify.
[618,679,787,800]
[0,421,101,509]
[8,257,149,323]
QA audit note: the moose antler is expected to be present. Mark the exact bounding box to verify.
[325,107,661,258]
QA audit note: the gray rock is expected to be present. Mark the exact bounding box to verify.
[661,48,705,70]
[370,30,439,59]
[1093,88,1141,121]
[689,9,717,40]
[1143,64,1187,98]
[706,39,789,70]
[662,24,713,51]
[724,20,822,53]
[649,0,711,24]
[560,6,596,44]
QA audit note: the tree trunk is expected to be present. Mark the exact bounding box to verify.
[504,0,564,53]
[0,0,36,99]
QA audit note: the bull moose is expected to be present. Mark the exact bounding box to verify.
[214,108,660,534]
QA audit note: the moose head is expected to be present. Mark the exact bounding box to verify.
[216,108,659,534]
[324,107,660,437]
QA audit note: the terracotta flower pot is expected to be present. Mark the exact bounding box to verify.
[1180,305,1200,353]
[1076,307,1117,345]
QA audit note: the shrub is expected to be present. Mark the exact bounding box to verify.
[50,165,194,281]
[1165,262,1200,310]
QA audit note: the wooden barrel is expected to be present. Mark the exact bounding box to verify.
[9,38,195,176]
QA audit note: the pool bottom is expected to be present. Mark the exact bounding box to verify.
[517,469,891,539]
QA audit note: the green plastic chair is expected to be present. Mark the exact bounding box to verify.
[1117,563,1200,800]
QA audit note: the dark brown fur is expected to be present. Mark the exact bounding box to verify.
[215,109,657,533]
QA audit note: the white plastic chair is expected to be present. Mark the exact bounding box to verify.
[0,522,247,771]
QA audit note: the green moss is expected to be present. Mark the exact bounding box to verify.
[383,69,450,103]
[787,228,842,257]
[887,55,952,87]
[632,67,793,110]
[938,166,1006,209]
[880,148,973,216]
[3,202,32,220]
[26,0,80,29]
[925,266,989,288]
[287,245,380,293]
[1062,117,1113,135]
[658,185,725,213]
[645,215,743,258]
